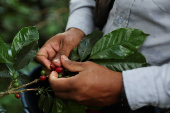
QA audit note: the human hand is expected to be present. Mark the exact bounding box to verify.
[49,55,123,106]
[35,28,85,70]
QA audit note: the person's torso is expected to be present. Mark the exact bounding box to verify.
[102,0,170,66]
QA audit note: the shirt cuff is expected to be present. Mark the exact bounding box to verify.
[66,7,95,35]
[122,66,159,110]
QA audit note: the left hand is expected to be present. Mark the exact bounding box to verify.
[49,55,123,106]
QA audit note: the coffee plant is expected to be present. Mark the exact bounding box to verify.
[0,26,149,113]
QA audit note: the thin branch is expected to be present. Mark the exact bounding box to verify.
[0,79,39,98]
[0,88,38,98]
[8,81,13,90]
[10,79,39,91]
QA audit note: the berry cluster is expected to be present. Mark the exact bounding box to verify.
[50,63,63,77]
[39,70,47,81]
[13,74,19,88]
[12,74,21,99]
[39,63,64,82]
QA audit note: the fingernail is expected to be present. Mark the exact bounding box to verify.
[61,55,68,61]
[50,71,58,78]
[53,58,60,63]
[53,58,61,66]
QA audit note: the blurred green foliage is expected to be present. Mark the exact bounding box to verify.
[0,0,69,112]
[0,76,23,113]
[0,0,69,47]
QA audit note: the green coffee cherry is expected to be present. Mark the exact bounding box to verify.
[58,74,62,78]
[38,90,42,94]
[13,82,19,88]
[13,79,18,83]
[41,70,46,75]
[13,74,18,79]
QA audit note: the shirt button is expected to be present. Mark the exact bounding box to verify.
[117,17,124,24]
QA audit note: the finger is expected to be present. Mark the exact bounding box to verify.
[49,71,75,92]
[36,55,51,70]
[52,43,72,67]
[44,44,58,61]
[60,55,85,72]
[54,92,70,100]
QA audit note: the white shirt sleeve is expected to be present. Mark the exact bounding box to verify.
[66,0,95,35]
[123,63,170,110]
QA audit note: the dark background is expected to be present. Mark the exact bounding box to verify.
[0,0,69,112]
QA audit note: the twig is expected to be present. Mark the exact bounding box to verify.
[0,88,38,98]
[0,78,41,98]
[8,81,13,90]
[10,79,39,91]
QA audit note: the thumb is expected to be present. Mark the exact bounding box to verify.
[61,55,85,72]
[49,71,74,92]
[52,45,71,67]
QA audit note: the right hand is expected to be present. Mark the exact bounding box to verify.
[35,28,85,70]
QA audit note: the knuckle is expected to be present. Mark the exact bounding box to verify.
[72,92,83,102]
[77,62,85,68]
[55,33,64,37]
[67,60,75,67]
[74,95,82,102]
[58,50,67,56]
[83,61,91,67]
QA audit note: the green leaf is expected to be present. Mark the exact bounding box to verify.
[62,102,70,113]
[0,64,10,77]
[51,97,64,113]
[11,26,39,60]
[38,93,46,110]
[0,38,11,63]
[93,52,147,72]
[89,28,149,60]
[78,31,103,61]
[43,93,54,113]
[17,74,31,84]
[67,101,86,113]
[13,41,39,70]
[69,48,79,61]
[19,61,38,75]
[0,77,11,92]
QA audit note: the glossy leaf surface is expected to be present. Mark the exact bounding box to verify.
[43,93,54,113]
[93,52,147,72]
[90,28,148,60]
[17,74,31,84]
[0,38,11,63]
[69,48,79,61]
[0,63,10,77]
[51,97,64,113]
[78,31,103,61]
[13,41,39,70]
[11,26,39,60]
[38,93,46,110]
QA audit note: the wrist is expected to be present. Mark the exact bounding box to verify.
[66,28,85,40]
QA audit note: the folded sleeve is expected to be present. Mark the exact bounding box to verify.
[123,63,170,110]
[66,0,95,35]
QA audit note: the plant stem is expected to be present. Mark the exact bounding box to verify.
[8,81,13,90]
[0,79,39,98]
[0,88,38,97]
[10,79,39,91]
